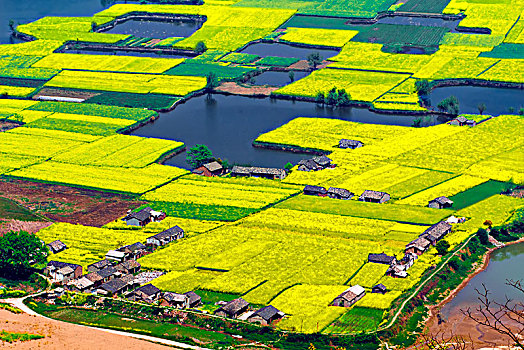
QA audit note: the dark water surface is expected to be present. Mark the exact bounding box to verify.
[131,94,440,169]
[441,242,524,319]
[101,18,203,38]
[254,71,310,86]
[430,86,524,115]
[240,42,340,60]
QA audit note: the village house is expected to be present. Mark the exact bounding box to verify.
[105,250,128,263]
[214,298,250,319]
[421,221,452,245]
[130,284,162,303]
[368,253,396,265]
[87,259,112,273]
[247,305,285,326]
[118,242,148,260]
[303,185,327,196]
[231,166,287,180]
[123,207,165,226]
[193,161,224,177]
[84,271,104,288]
[339,139,363,149]
[45,261,82,281]
[449,116,476,127]
[184,291,202,308]
[387,264,408,278]
[332,285,366,307]
[146,226,184,248]
[359,190,390,204]
[405,237,432,255]
[98,278,128,296]
[46,240,67,254]
[327,187,354,200]
[67,276,94,293]
[161,292,189,308]
[97,266,119,283]
[312,155,332,168]
[116,260,141,275]
[297,155,334,172]
[400,252,417,269]
[428,196,454,209]
[372,284,387,294]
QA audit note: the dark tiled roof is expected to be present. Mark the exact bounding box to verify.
[163,292,187,303]
[123,242,147,253]
[252,305,282,321]
[152,226,184,241]
[231,166,286,177]
[360,190,389,200]
[47,261,81,270]
[312,155,332,166]
[422,221,452,240]
[184,291,201,304]
[373,283,387,292]
[97,266,118,279]
[47,240,67,252]
[335,285,365,302]
[304,185,327,194]
[88,259,112,271]
[298,159,321,171]
[126,207,152,222]
[117,260,141,271]
[339,139,363,148]
[100,278,127,294]
[327,187,353,198]
[85,272,103,283]
[135,283,161,297]
[217,298,249,315]
[406,237,431,250]
[430,196,453,206]
[368,253,395,264]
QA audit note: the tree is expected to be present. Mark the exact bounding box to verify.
[415,79,431,96]
[336,89,351,106]
[325,87,337,106]
[91,22,97,32]
[412,117,422,127]
[461,280,524,349]
[206,72,219,90]
[307,52,323,69]
[186,144,214,169]
[195,41,207,54]
[315,91,325,105]
[284,162,293,171]
[478,103,486,115]
[288,70,295,82]
[436,240,450,255]
[0,230,48,279]
[476,227,489,245]
[437,95,460,115]
[519,107,524,116]
[8,19,15,31]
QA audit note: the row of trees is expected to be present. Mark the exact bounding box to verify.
[315,88,352,107]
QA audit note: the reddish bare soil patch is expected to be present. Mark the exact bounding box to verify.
[216,82,278,96]
[0,220,52,235]
[288,60,310,70]
[0,309,174,350]
[33,87,100,100]
[0,179,145,227]
[0,121,21,132]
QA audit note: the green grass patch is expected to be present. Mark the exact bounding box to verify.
[277,195,452,225]
[324,307,384,333]
[220,53,260,64]
[0,197,41,221]
[85,91,180,110]
[0,330,43,343]
[25,118,125,136]
[146,201,258,221]
[352,23,449,49]
[256,56,300,67]
[28,101,156,122]
[0,77,45,88]
[450,180,510,210]
[195,289,241,304]
[280,15,360,30]
[480,43,524,59]
[165,62,255,80]
[398,0,452,13]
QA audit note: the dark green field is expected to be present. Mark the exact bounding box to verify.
[398,0,452,14]
[0,197,40,222]
[450,180,509,210]
[324,307,384,333]
[352,23,449,49]
[85,91,180,110]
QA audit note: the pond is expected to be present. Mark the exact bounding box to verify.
[253,70,310,87]
[100,17,204,39]
[430,85,524,116]
[441,242,524,320]
[131,94,441,169]
[240,42,340,60]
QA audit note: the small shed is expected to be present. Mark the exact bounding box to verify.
[327,187,354,200]
[449,116,476,127]
[428,196,454,209]
[359,190,390,204]
[161,292,189,308]
[372,284,387,294]
[214,298,250,319]
[248,305,285,326]
[297,159,321,172]
[368,253,396,265]
[184,291,202,308]
[47,240,67,254]
[339,139,363,149]
[312,155,332,168]
[332,285,366,307]
[123,207,153,226]
[146,226,184,247]
[194,161,224,177]
[303,185,327,196]
[405,237,432,255]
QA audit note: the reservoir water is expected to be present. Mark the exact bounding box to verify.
[240,42,340,60]
[100,18,203,38]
